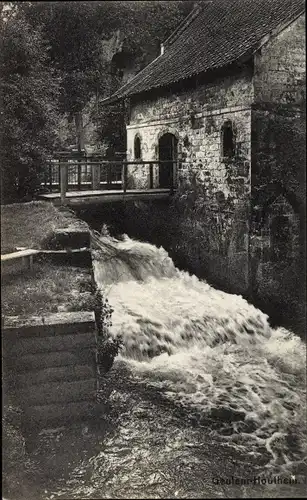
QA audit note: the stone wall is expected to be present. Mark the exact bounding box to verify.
[2,312,98,429]
[253,14,305,105]
[127,66,253,165]
[126,66,254,293]
[250,14,306,331]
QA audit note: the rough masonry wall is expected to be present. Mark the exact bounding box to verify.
[253,14,305,105]
[250,14,306,332]
[252,13,305,201]
[126,67,254,293]
[127,68,253,194]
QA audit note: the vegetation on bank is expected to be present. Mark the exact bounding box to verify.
[1,200,120,500]
[1,201,80,253]
[1,263,93,316]
[0,4,61,203]
[1,201,93,317]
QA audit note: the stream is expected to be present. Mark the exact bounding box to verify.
[21,233,306,499]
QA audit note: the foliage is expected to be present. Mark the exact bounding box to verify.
[93,287,123,373]
[94,288,113,336]
[94,0,193,151]
[20,1,193,151]
[96,335,123,373]
[18,1,107,115]
[1,1,193,202]
[0,5,61,203]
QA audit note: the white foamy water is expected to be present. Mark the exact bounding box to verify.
[92,234,307,474]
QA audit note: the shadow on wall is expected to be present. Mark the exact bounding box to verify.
[250,192,305,335]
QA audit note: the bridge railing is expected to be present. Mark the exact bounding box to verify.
[42,157,177,200]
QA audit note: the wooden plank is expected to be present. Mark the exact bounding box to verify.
[16,364,96,386]
[67,192,171,206]
[25,400,99,427]
[91,164,100,190]
[77,160,82,190]
[49,163,53,191]
[106,163,112,188]
[2,311,96,338]
[1,249,40,261]
[19,378,97,406]
[5,332,96,357]
[9,348,96,372]
[40,188,171,199]
[51,160,167,166]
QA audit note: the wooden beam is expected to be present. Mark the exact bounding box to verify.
[60,162,68,205]
[122,162,128,193]
[91,164,100,190]
[149,163,154,189]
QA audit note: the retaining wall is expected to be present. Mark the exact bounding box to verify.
[2,312,98,428]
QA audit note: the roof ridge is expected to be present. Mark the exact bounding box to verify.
[163,3,204,48]
[101,0,305,105]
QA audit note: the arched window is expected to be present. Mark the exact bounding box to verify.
[221,120,235,158]
[134,135,141,160]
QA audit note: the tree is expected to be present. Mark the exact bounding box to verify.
[19,1,111,151]
[20,1,193,152]
[0,4,60,203]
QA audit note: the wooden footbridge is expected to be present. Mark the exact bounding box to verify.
[39,153,177,207]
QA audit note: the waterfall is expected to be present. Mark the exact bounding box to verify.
[92,233,306,470]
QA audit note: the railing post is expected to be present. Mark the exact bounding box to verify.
[91,164,100,190]
[149,163,154,189]
[107,163,112,189]
[122,162,128,193]
[49,162,53,192]
[77,158,82,190]
[60,162,68,205]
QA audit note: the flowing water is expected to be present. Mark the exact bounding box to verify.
[26,233,306,499]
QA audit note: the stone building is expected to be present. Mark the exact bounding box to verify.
[103,0,305,326]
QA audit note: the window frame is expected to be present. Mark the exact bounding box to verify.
[221,120,236,160]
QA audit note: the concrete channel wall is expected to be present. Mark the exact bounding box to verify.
[2,220,103,429]
[2,312,98,428]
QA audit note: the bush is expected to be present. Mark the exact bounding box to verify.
[93,287,123,373]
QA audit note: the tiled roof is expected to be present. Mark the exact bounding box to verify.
[103,0,305,103]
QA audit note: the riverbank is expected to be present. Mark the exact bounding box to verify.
[1,201,85,253]
[20,232,306,500]
[1,201,94,315]
[1,201,96,500]
[2,211,306,499]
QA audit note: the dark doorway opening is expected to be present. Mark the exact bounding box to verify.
[158,133,177,188]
